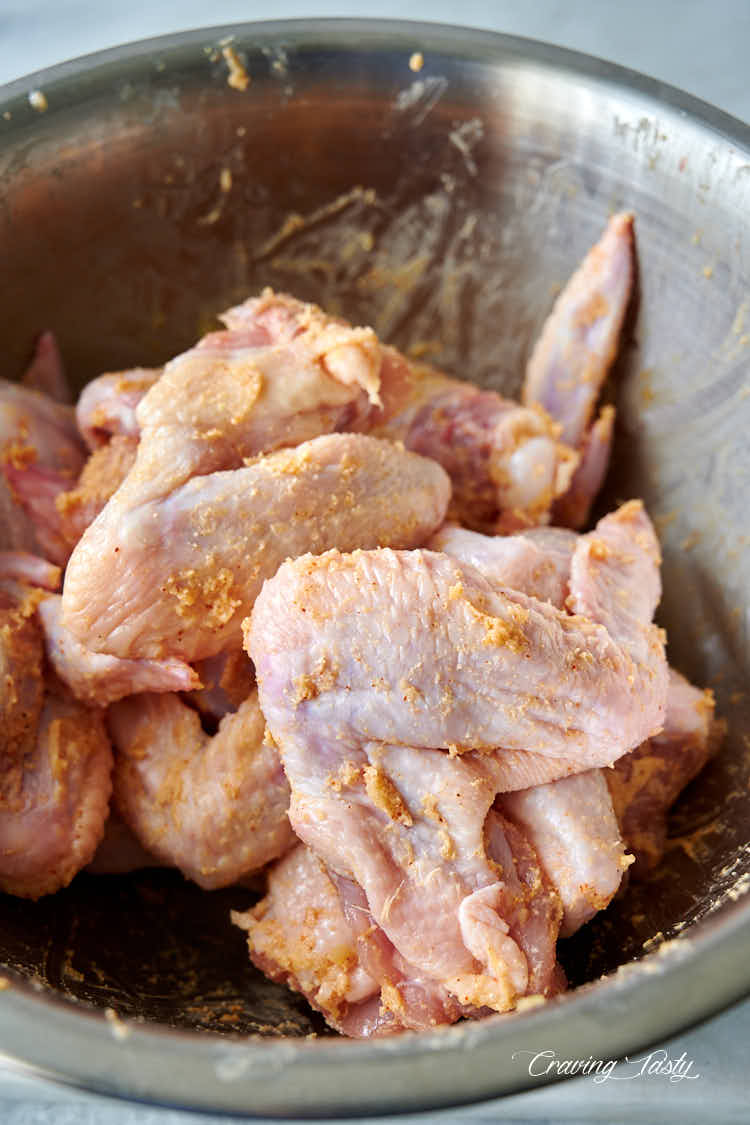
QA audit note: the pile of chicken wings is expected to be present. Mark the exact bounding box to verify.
[0,214,721,1035]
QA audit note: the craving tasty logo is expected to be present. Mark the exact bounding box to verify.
[512,1047,700,1084]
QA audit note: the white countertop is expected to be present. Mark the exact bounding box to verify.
[1,2,749,1121]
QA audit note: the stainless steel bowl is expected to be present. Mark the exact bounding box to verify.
[2,19,750,1117]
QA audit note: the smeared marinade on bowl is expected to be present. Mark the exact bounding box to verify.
[0,213,723,1036]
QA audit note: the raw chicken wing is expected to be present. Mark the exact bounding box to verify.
[38,595,200,707]
[233,845,381,1033]
[523,213,633,527]
[56,435,138,549]
[235,805,563,1037]
[0,692,113,898]
[249,516,666,773]
[21,332,71,404]
[428,524,577,607]
[607,669,723,876]
[499,771,628,937]
[226,290,578,531]
[1,375,85,563]
[0,577,112,898]
[108,689,295,889]
[523,212,633,447]
[245,505,665,1019]
[63,434,450,662]
[367,349,577,532]
[76,368,160,449]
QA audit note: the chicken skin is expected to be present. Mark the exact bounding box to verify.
[127,292,383,500]
[56,435,139,550]
[233,845,382,1034]
[607,668,722,876]
[62,434,450,662]
[1,369,86,564]
[235,807,563,1036]
[523,213,634,527]
[66,288,578,530]
[245,502,666,1022]
[249,504,667,775]
[0,575,112,898]
[428,524,577,607]
[224,290,577,531]
[108,689,294,889]
[38,595,200,707]
[498,770,629,938]
[76,368,160,449]
[365,348,576,532]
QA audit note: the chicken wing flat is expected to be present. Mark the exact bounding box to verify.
[248,506,666,773]
[244,501,666,1023]
[62,433,450,662]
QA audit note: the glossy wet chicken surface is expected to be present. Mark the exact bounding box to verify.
[0,215,722,1037]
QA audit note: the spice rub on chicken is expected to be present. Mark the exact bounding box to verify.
[0,561,112,899]
[0,212,722,1042]
[233,812,564,1036]
[1,337,86,565]
[62,434,450,662]
[108,689,294,889]
[243,499,667,1024]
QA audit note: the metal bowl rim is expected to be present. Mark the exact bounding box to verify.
[2,16,748,144]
